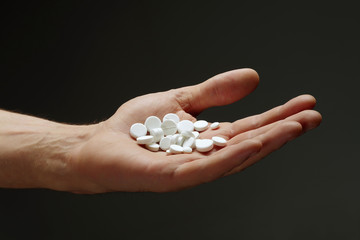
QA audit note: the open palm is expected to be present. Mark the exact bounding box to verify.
[71,69,321,193]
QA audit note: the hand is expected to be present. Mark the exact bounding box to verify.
[69,68,322,193]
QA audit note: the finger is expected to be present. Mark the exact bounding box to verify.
[225,121,303,176]
[228,109,322,145]
[229,94,317,137]
[198,108,321,144]
[173,68,259,115]
[288,109,322,132]
[173,139,262,188]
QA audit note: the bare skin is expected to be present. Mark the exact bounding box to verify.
[0,69,322,193]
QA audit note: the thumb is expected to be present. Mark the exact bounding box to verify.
[174,68,260,115]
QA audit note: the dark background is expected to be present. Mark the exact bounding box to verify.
[1,1,359,239]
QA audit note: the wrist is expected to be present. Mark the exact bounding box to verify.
[34,123,97,192]
[0,110,97,191]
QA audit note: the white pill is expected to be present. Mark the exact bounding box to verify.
[149,128,164,142]
[195,139,214,152]
[181,130,195,138]
[210,122,220,129]
[137,135,154,145]
[146,143,159,152]
[163,113,180,124]
[177,120,194,133]
[194,120,209,132]
[183,146,193,153]
[170,144,183,154]
[170,134,180,144]
[166,149,171,154]
[192,131,200,139]
[130,123,148,139]
[161,119,178,136]
[212,136,227,147]
[145,116,162,131]
[183,137,195,148]
[160,136,172,151]
[176,135,186,146]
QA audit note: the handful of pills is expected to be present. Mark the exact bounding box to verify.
[130,113,227,154]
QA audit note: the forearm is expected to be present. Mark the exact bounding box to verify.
[0,110,94,191]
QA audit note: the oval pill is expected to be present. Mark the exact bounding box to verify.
[192,131,200,139]
[183,146,193,153]
[212,136,227,147]
[170,144,183,154]
[181,130,195,138]
[146,143,159,152]
[194,120,208,132]
[210,122,220,130]
[137,135,154,145]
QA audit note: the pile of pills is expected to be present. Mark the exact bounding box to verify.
[130,113,227,154]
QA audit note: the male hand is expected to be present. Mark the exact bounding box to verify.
[70,69,321,193]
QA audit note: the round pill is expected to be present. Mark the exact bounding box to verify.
[130,123,147,139]
[210,122,220,130]
[161,119,178,136]
[137,135,154,145]
[194,120,209,132]
[177,120,194,133]
[150,128,164,143]
[183,146,193,153]
[163,113,180,124]
[160,136,172,151]
[170,144,183,154]
[145,116,162,131]
[195,139,214,152]
[146,143,159,152]
[212,136,227,147]
[183,137,195,148]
